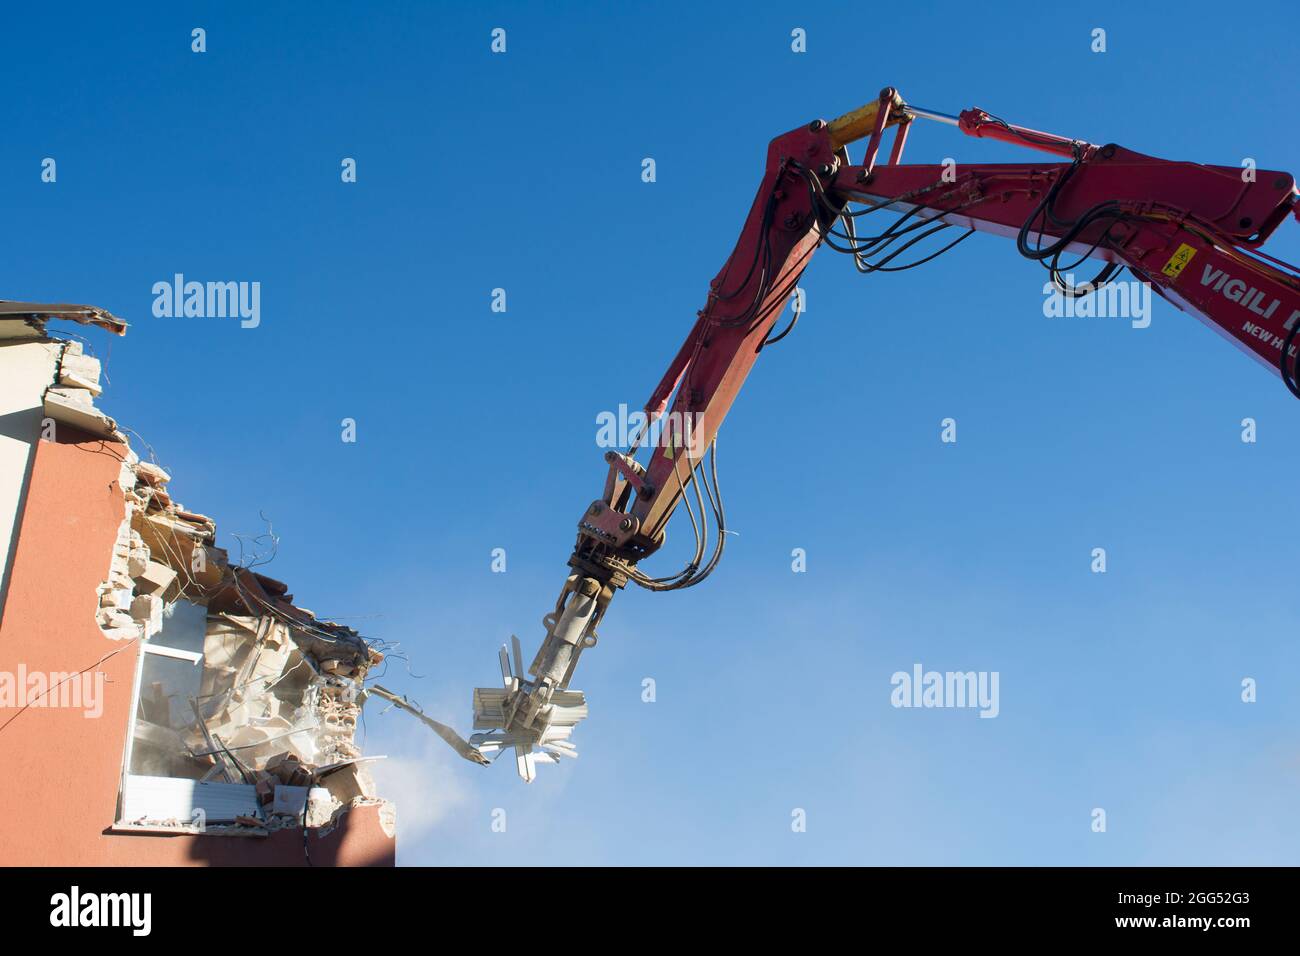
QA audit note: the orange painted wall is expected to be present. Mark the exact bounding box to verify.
[0,430,394,866]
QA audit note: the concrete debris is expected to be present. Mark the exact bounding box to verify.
[133,461,171,487]
[128,593,164,633]
[472,687,586,784]
[271,784,309,818]
[44,384,119,440]
[134,560,177,596]
[122,607,387,825]
[473,636,587,782]
[57,349,103,395]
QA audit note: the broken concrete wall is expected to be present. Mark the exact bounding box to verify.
[107,447,385,830]
[0,309,394,865]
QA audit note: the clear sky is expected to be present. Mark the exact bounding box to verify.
[4,1,1299,865]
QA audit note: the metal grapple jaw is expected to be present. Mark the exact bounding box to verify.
[471,634,589,783]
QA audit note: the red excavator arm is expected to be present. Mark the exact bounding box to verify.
[462,89,1300,780]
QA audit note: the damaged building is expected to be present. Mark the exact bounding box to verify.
[0,301,395,865]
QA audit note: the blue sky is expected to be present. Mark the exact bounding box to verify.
[4,1,1299,864]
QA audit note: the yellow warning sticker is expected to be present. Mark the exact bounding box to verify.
[1162,243,1197,280]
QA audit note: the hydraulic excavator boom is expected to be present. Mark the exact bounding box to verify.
[439,89,1300,781]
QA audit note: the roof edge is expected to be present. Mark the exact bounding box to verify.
[0,300,128,335]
